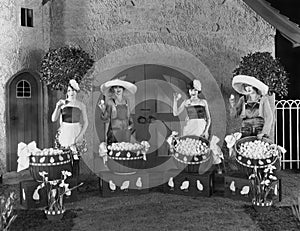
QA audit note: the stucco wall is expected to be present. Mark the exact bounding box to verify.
[47,0,275,173]
[0,0,50,171]
[0,0,275,172]
[49,0,275,122]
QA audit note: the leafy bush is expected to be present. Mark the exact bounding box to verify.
[40,45,95,92]
[233,52,289,98]
[291,194,300,223]
[0,192,17,231]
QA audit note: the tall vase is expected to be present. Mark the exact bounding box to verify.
[252,199,273,213]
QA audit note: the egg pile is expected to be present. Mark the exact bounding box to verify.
[237,140,278,159]
[175,138,209,156]
[108,142,144,151]
[32,148,64,156]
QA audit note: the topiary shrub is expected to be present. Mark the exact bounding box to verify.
[233,52,289,98]
[40,45,95,92]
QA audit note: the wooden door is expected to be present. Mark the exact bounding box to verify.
[116,64,190,168]
[7,73,40,171]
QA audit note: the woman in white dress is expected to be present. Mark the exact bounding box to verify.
[51,79,88,156]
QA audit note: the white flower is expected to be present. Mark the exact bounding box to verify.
[50,180,58,186]
[248,174,256,179]
[66,190,71,196]
[264,165,276,173]
[62,170,72,180]
[39,171,48,177]
[269,175,277,181]
[50,189,57,198]
[261,179,271,186]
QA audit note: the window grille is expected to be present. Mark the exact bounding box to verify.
[16,80,31,98]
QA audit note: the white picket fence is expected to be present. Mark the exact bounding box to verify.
[275,100,300,169]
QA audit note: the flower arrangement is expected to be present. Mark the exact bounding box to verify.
[40,45,95,92]
[0,192,17,231]
[233,52,289,98]
[249,165,278,204]
[33,171,83,217]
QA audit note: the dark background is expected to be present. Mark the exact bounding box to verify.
[265,0,300,99]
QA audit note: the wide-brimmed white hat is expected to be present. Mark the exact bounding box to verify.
[232,75,269,95]
[100,79,137,96]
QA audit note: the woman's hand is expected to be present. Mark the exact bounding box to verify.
[173,93,182,101]
[229,94,235,108]
[98,99,106,112]
[257,133,265,139]
[56,99,65,109]
[203,131,209,139]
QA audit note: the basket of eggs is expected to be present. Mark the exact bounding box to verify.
[171,135,211,173]
[234,136,281,170]
[107,141,150,173]
[30,148,72,182]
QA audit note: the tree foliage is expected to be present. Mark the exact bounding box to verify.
[233,52,289,98]
[40,46,95,92]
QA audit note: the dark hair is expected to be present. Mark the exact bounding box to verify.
[109,85,125,94]
[64,84,79,94]
[187,81,194,90]
[186,80,202,97]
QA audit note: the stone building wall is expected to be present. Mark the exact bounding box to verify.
[50,0,274,85]
[47,0,275,173]
[0,0,275,172]
[0,0,50,171]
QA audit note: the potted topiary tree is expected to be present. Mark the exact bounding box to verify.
[233,51,289,140]
[40,45,95,93]
[40,45,95,146]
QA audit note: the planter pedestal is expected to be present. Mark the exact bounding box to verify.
[252,200,273,213]
[44,208,65,221]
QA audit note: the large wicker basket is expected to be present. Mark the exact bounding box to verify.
[171,135,211,173]
[234,136,280,171]
[30,149,72,181]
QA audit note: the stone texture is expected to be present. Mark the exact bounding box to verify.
[0,0,275,172]
[0,0,50,172]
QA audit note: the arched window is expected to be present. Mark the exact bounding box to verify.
[16,80,31,98]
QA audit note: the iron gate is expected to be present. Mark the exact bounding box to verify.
[275,100,300,169]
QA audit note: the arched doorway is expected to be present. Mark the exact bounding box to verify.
[87,43,226,173]
[94,64,212,169]
[6,71,43,171]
